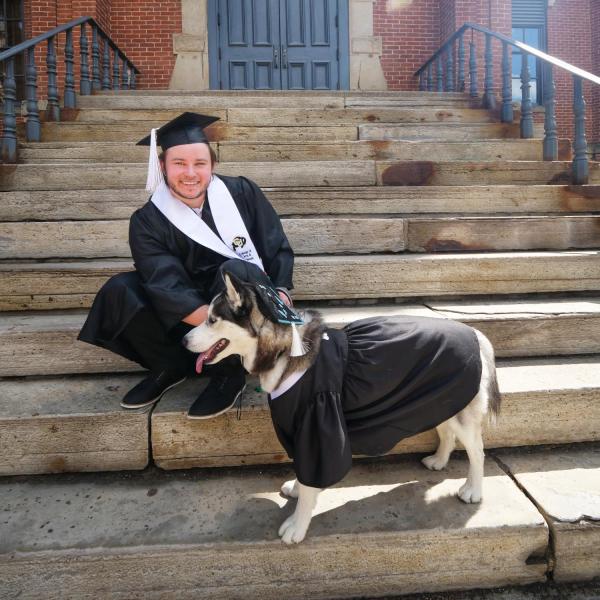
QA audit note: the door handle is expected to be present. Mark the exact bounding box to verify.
[282,46,288,69]
[274,47,279,68]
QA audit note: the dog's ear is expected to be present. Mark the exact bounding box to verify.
[223,271,245,311]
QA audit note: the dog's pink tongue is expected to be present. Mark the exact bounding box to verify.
[195,352,209,374]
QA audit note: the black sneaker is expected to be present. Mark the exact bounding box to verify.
[187,372,246,419]
[120,371,187,409]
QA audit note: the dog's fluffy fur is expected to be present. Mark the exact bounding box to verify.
[184,274,501,544]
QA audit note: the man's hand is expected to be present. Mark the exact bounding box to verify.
[183,304,209,326]
[278,290,292,307]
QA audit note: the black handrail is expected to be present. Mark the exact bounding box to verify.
[414,22,600,184]
[0,16,138,71]
[1,16,140,163]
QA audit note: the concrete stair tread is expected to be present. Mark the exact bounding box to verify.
[2,160,599,191]
[18,138,568,164]
[5,214,600,260]
[1,356,599,476]
[0,453,551,598]
[3,295,600,377]
[2,251,600,311]
[494,445,600,582]
[2,185,598,221]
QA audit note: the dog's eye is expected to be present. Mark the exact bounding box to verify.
[207,315,217,325]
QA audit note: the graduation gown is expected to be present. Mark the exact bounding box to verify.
[79,175,294,358]
[268,316,482,489]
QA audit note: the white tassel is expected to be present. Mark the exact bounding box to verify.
[290,322,307,357]
[145,127,164,193]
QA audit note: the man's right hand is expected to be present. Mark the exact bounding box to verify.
[183,304,209,326]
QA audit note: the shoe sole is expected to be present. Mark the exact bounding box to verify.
[120,377,187,410]
[187,385,246,420]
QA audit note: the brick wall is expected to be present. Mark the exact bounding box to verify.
[109,0,180,89]
[591,0,600,145]
[547,0,594,142]
[373,0,441,91]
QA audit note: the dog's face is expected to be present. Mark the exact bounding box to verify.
[183,273,262,374]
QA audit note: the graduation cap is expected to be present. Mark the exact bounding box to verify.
[136,112,220,193]
[253,283,307,357]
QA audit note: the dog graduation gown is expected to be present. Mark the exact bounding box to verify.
[268,316,482,489]
[78,175,293,359]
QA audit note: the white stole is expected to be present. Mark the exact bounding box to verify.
[150,177,264,270]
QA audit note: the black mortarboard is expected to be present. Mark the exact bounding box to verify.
[136,112,219,150]
[254,283,304,326]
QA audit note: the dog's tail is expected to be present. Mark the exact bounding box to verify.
[475,329,501,423]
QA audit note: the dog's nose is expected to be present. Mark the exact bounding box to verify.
[181,336,189,348]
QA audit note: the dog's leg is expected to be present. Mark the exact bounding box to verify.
[278,482,321,544]
[449,415,485,504]
[422,421,456,471]
[281,479,299,498]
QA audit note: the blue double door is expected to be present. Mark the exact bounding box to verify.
[209,0,349,90]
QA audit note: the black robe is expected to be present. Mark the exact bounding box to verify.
[268,316,483,489]
[78,175,294,358]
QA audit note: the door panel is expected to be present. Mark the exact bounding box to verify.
[218,0,281,89]
[212,0,346,90]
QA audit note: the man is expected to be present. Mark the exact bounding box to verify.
[79,112,294,419]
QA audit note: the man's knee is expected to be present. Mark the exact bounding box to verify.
[98,271,143,303]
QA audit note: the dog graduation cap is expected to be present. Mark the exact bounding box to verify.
[136,112,220,193]
[253,282,307,357]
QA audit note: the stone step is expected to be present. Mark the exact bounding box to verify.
[2,185,598,222]
[494,445,600,583]
[0,449,550,598]
[19,138,569,163]
[3,298,600,377]
[61,106,499,124]
[76,91,475,110]
[358,122,535,141]
[2,161,599,191]
[1,251,599,311]
[3,215,600,260]
[33,121,523,144]
[0,374,149,476]
[152,356,600,470]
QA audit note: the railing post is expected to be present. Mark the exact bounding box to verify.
[436,54,443,92]
[121,57,130,89]
[91,25,101,90]
[419,70,425,91]
[1,57,18,163]
[457,32,465,92]
[501,41,513,123]
[482,32,496,109]
[446,42,454,91]
[102,38,111,90]
[25,46,41,142]
[80,23,92,95]
[469,40,478,98]
[520,52,534,138]
[130,66,137,90]
[572,75,589,184]
[64,28,76,108]
[543,63,558,161]
[426,64,433,91]
[46,36,60,121]
[112,47,120,90]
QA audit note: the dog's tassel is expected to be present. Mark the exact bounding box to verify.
[290,323,307,357]
[145,128,164,193]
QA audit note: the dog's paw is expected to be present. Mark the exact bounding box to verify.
[458,481,482,504]
[281,479,299,498]
[422,454,448,471]
[278,515,308,545]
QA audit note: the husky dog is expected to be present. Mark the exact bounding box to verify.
[183,273,501,545]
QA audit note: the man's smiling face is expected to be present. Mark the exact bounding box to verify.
[161,142,214,208]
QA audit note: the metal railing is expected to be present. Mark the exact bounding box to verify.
[0,16,140,163]
[414,23,600,185]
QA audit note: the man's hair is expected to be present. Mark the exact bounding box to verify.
[159,142,217,166]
